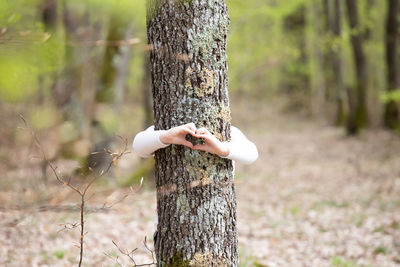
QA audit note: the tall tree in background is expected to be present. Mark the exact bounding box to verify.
[283,4,309,101]
[88,17,133,172]
[52,2,101,158]
[384,0,399,129]
[324,0,345,125]
[307,0,326,115]
[38,0,59,181]
[40,0,57,31]
[147,0,237,265]
[345,0,368,134]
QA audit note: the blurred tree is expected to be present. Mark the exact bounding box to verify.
[383,0,399,129]
[38,0,58,105]
[345,0,368,134]
[324,0,346,124]
[282,3,309,97]
[147,0,237,265]
[37,0,59,183]
[88,16,133,173]
[40,0,57,31]
[307,0,326,115]
[52,1,101,159]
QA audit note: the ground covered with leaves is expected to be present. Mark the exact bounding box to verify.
[1,100,400,266]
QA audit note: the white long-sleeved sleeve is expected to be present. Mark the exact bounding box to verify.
[221,126,258,165]
[132,125,170,158]
[132,125,258,164]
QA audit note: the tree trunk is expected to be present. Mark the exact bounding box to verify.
[282,5,309,100]
[40,0,58,31]
[345,0,368,134]
[38,0,58,182]
[88,18,133,173]
[384,0,399,128]
[329,0,346,125]
[147,0,237,266]
[39,0,58,104]
[307,0,326,116]
[53,1,99,158]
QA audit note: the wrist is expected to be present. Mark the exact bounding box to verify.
[159,130,170,145]
[218,142,230,157]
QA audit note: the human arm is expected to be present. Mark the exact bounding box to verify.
[193,125,258,164]
[132,123,196,158]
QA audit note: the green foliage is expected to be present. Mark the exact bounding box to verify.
[380,90,400,104]
[330,256,364,267]
[1,0,391,127]
[59,121,79,144]
[0,53,38,102]
[52,249,66,259]
[83,0,146,25]
[97,105,120,135]
[253,262,271,267]
[290,205,301,215]
[374,246,387,255]
[313,200,350,211]
[36,33,66,74]
[0,0,145,105]
[29,104,60,131]
[226,0,313,96]
[0,0,65,103]
[0,0,39,27]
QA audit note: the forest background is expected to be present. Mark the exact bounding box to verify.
[1,0,400,266]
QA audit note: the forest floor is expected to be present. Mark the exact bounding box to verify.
[1,98,400,267]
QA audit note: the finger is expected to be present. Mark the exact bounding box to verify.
[181,127,196,136]
[193,132,211,141]
[181,140,194,149]
[195,127,209,135]
[193,143,210,150]
[185,122,197,132]
[193,145,212,154]
[192,144,204,150]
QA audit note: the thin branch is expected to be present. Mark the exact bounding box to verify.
[19,115,132,267]
[110,238,157,267]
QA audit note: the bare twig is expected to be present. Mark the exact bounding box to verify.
[102,177,144,209]
[19,115,132,267]
[0,28,141,47]
[108,238,157,267]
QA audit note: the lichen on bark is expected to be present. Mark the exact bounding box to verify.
[190,252,227,267]
[185,66,215,98]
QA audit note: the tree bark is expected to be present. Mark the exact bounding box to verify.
[384,0,399,128]
[345,0,369,134]
[143,54,154,128]
[147,0,237,266]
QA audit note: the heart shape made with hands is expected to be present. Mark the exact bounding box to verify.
[185,133,205,146]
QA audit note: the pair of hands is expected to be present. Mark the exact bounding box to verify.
[159,123,230,157]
